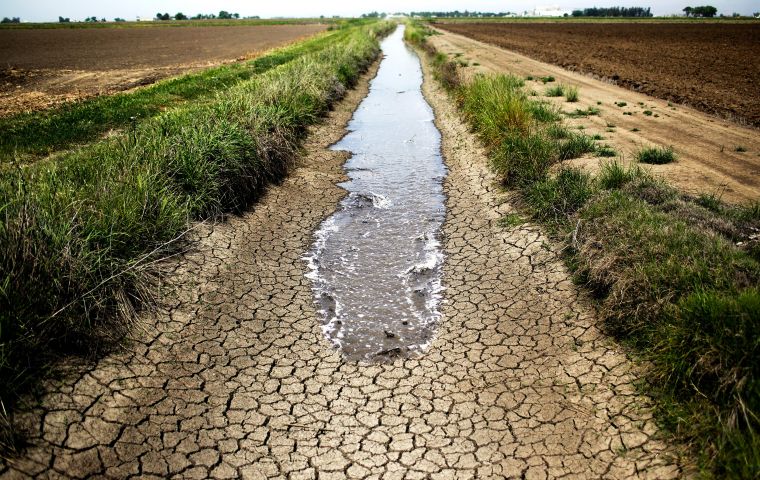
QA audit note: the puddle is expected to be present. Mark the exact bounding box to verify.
[305,26,447,362]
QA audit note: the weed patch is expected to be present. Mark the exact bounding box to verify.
[636,146,676,164]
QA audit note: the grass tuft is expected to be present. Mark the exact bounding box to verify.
[564,86,579,102]
[636,146,676,164]
[545,84,565,97]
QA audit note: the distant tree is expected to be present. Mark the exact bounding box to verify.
[571,10,584,17]
[84,16,98,22]
[156,12,171,20]
[683,6,693,16]
[100,17,106,22]
[58,16,70,22]
[754,12,759,17]
[174,12,187,20]
[691,5,717,17]
[233,13,240,19]
[114,17,125,22]
[218,10,233,19]
[1,16,20,23]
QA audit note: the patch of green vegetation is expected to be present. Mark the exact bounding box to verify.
[735,146,747,152]
[643,110,653,116]
[566,106,600,118]
[0,20,395,449]
[540,75,555,84]
[558,133,596,160]
[498,213,525,228]
[525,75,535,81]
[596,145,617,157]
[0,28,351,161]
[592,134,604,140]
[565,86,579,102]
[544,84,565,97]
[615,101,627,107]
[636,146,676,164]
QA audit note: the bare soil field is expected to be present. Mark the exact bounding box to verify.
[430,27,760,203]
[436,22,760,127]
[0,24,326,115]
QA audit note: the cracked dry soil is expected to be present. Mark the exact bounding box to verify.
[1,51,685,479]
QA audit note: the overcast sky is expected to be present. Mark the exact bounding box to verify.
[2,0,757,22]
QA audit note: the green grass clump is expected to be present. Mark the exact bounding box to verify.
[564,86,579,102]
[540,75,555,83]
[615,101,627,107]
[545,84,565,97]
[526,167,594,224]
[498,213,524,228]
[596,144,617,157]
[566,106,600,118]
[0,21,393,443]
[643,110,653,116]
[557,133,596,160]
[597,161,644,190]
[636,146,676,164]
[459,74,529,149]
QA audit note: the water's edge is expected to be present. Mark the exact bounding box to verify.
[305,26,448,362]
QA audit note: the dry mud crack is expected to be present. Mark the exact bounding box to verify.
[2,50,685,479]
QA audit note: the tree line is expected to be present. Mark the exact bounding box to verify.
[682,5,718,17]
[571,7,653,17]
[1,17,20,23]
[156,11,242,20]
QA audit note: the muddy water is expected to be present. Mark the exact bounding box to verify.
[306,26,446,362]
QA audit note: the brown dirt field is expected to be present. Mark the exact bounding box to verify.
[0,24,326,115]
[430,27,760,204]
[436,22,760,127]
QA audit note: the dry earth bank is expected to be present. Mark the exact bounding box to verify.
[429,27,760,204]
[0,24,326,115]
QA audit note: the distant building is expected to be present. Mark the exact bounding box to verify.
[531,5,572,16]
[135,16,154,21]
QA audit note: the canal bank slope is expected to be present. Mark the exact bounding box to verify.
[3,29,683,478]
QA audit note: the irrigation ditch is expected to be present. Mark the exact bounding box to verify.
[1,17,755,479]
[0,21,690,478]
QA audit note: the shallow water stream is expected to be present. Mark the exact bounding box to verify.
[306,26,447,362]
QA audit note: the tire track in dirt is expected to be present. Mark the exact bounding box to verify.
[1,49,685,479]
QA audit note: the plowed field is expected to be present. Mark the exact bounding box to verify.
[436,22,760,126]
[0,24,326,115]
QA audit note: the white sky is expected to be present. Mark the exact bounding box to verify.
[2,0,757,22]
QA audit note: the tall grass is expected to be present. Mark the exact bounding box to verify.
[0,21,395,450]
[405,19,760,477]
